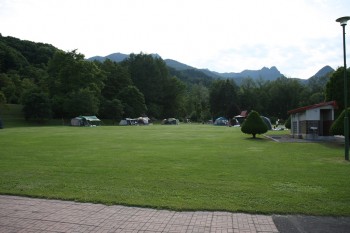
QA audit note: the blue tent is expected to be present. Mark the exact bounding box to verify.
[214,117,228,126]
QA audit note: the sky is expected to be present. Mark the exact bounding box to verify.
[0,0,350,79]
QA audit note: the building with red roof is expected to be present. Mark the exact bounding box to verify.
[287,101,338,139]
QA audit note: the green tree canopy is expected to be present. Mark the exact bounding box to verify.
[0,91,6,105]
[99,98,124,124]
[63,88,100,117]
[22,89,52,122]
[241,110,268,138]
[330,107,350,136]
[265,77,304,120]
[99,59,132,100]
[47,50,105,117]
[161,76,186,118]
[209,79,239,119]
[186,84,210,122]
[123,53,185,118]
[124,54,167,107]
[0,42,29,72]
[118,86,147,118]
[325,67,350,113]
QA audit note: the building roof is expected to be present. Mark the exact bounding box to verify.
[287,101,338,114]
[235,110,248,118]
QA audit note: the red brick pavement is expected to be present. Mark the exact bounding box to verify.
[0,195,279,233]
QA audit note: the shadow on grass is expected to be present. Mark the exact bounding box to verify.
[243,136,269,142]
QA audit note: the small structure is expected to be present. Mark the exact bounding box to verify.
[71,116,101,126]
[235,110,248,124]
[287,101,338,140]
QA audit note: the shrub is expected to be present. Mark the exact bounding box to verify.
[241,110,268,138]
[285,115,291,129]
[330,108,350,135]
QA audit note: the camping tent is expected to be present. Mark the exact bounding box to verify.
[137,117,150,125]
[162,118,179,125]
[71,116,101,126]
[214,117,228,126]
[261,116,272,130]
[119,118,138,126]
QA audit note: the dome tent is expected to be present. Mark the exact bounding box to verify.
[261,116,272,130]
[214,117,228,126]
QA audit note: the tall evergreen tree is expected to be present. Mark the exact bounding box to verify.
[209,79,239,119]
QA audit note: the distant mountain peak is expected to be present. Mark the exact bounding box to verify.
[88,52,331,82]
[164,59,194,70]
[312,65,334,78]
[88,52,129,62]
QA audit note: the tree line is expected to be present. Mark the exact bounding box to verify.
[0,34,346,124]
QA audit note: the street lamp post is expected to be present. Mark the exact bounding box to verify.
[336,16,350,161]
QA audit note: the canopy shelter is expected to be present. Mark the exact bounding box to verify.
[71,116,101,126]
[235,110,248,124]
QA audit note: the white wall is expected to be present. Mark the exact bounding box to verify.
[306,109,319,120]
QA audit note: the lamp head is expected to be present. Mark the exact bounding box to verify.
[336,16,350,26]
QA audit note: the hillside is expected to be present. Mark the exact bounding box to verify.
[164,59,194,70]
[0,34,58,72]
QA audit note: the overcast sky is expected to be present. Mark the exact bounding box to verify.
[1,0,350,79]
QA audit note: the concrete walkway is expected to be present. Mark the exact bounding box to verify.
[0,195,279,233]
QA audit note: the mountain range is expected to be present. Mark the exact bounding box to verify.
[88,53,335,81]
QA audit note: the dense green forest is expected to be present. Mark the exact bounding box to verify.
[0,34,345,124]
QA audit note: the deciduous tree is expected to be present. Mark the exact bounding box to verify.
[22,89,52,122]
[118,86,147,117]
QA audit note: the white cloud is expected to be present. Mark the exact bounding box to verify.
[0,0,350,78]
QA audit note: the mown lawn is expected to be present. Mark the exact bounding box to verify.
[0,124,349,216]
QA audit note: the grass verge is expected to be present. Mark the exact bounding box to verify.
[0,124,349,216]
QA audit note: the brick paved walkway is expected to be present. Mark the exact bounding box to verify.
[0,195,279,233]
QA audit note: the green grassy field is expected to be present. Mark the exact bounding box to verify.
[0,124,349,216]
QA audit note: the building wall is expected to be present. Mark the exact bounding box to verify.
[291,112,305,137]
[306,109,320,120]
[290,103,336,140]
[291,120,319,139]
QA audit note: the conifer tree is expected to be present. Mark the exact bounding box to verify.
[241,110,268,138]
